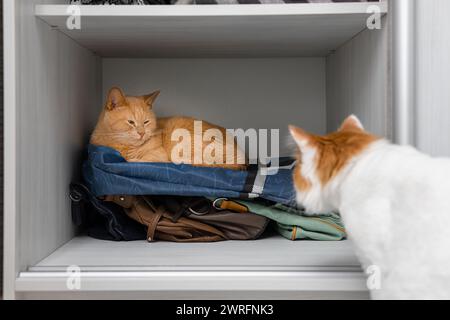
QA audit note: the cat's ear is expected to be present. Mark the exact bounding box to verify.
[143,90,161,108]
[289,125,313,154]
[339,115,365,132]
[106,87,126,111]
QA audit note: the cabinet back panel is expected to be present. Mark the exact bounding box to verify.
[103,58,327,156]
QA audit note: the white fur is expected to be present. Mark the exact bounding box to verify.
[347,115,364,130]
[293,141,336,215]
[295,139,450,300]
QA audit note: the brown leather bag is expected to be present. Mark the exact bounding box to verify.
[105,195,269,243]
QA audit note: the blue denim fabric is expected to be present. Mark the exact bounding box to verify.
[83,145,297,207]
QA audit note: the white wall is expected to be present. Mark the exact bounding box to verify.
[326,17,390,137]
[103,58,327,156]
[415,0,450,156]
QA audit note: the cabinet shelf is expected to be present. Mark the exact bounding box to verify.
[16,236,366,294]
[35,3,387,58]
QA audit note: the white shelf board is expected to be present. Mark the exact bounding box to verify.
[16,235,367,293]
[35,3,387,58]
[30,235,361,271]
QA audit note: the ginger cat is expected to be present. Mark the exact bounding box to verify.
[91,87,246,170]
[289,115,450,300]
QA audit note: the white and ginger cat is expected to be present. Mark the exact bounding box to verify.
[289,115,450,300]
[91,87,246,170]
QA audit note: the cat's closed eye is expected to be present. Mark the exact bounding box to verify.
[128,120,136,126]
[144,120,151,125]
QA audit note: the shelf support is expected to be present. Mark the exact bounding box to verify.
[391,0,417,146]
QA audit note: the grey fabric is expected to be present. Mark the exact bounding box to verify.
[70,0,174,4]
[185,0,379,3]
[186,0,379,3]
[70,0,379,4]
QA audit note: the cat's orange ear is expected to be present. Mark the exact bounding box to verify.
[339,115,364,132]
[289,125,312,151]
[106,87,126,111]
[143,90,161,108]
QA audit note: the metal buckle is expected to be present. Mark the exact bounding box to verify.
[69,191,82,203]
[188,207,210,216]
[212,198,228,211]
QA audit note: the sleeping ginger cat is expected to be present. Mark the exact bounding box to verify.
[91,87,246,170]
[290,115,450,300]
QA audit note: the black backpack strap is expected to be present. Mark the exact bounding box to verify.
[241,158,297,199]
[241,164,259,198]
[69,183,90,227]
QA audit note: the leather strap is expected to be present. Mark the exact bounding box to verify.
[106,195,162,242]
[218,200,249,213]
[132,197,162,242]
[104,195,134,209]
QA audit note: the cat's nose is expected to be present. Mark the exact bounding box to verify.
[138,132,145,138]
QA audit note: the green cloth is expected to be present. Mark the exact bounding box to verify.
[215,199,346,241]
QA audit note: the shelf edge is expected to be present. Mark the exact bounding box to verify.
[35,3,388,18]
[16,270,368,292]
